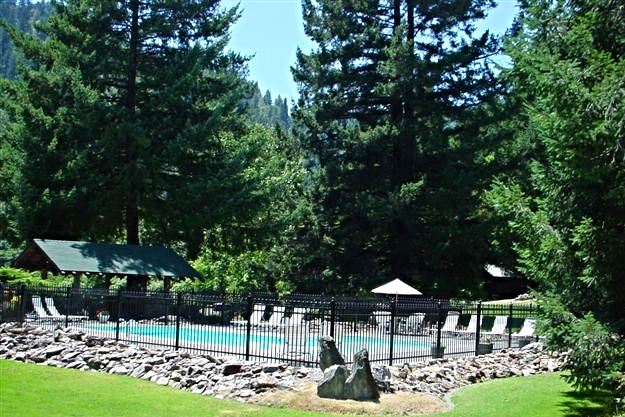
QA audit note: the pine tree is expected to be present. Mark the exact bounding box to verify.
[292,0,500,295]
[487,0,625,400]
[0,1,249,280]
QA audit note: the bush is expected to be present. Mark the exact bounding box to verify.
[539,295,625,414]
[0,267,79,287]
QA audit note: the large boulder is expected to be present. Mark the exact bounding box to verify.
[344,349,380,401]
[318,336,345,371]
[317,364,350,399]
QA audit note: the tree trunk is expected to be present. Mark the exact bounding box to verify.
[125,0,140,246]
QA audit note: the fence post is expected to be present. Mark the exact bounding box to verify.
[115,289,122,342]
[435,301,443,358]
[64,286,71,327]
[18,284,27,323]
[245,294,253,361]
[330,298,336,338]
[474,301,482,356]
[508,303,513,348]
[389,299,396,366]
[175,292,182,351]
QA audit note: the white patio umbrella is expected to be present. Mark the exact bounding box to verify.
[371,278,422,299]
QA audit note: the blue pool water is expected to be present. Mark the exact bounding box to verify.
[93,324,430,351]
[341,335,430,351]
[99,324,287,347]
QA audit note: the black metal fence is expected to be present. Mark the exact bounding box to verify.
[0,284,539,367]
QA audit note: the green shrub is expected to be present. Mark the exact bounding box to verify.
[540,295,625,414]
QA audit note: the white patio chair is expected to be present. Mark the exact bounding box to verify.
[371,310,391,331]
[457,314,483,336]
[440,311,460,334]
[401,313,425,334]
[44,297,88,321]
[31,295,62,321]
[262,306,287,328]
[483,315,508,337]
[514,318,536,337]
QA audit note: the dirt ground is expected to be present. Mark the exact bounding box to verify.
[248,383,451,416]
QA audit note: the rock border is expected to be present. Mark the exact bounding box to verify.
[0,322,567,400]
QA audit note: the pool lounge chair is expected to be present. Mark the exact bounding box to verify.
[262,306,286,328]
[514,318,536,338]
[440,311,460,334]
[457,314,483,336]
[371,310,392,331]
[31,295,63,321]
[482,315,508,337]
[44,297,88,321]
[400,313,425,334]
[285,307,307,326]
[233,304,267,327]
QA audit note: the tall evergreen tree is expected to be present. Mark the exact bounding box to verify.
[486,0,625,401]
[0,1,249,283]
[292,0,500,295]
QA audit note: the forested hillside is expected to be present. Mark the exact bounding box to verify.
[243,84,291,130]
[0,0,50,80]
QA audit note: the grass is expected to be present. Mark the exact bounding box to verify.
[0,359,615,417]
[438,373,615,417]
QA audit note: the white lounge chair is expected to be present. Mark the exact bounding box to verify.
[44,297,88,321]
[440,311,460,334]
[285,307,307,326]
[483,315,508,337]
[514,318,536,337]
[31,295,63,321]
[231,304,267,327]
[263,306,286,328]
[371,310,392,331]
[401,313,425,334]
[457,314,483,336]
[244,304,267,327]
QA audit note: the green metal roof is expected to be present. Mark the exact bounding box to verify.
[14,239,202,279]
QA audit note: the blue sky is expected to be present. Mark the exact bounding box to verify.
[225,0,520,102]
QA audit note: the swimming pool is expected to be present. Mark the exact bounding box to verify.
[93,323,430,355]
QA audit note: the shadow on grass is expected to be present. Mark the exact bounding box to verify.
[559,388,615,417]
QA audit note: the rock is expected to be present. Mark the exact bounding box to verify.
[344,349,379,401]
[296,366,309,377]
[239,389,255,398]
[317,364,350,399]
[86,358,104,370]
[130,364,151,378]
[65,360,84,369]
[155,376,169,385]
[254,374,278,389]
[371,365,392,392]
[261,364,281,374]
[85,336,105,347]
[318,336,345,371]
[110,365,129,375]
[222,361,243,376]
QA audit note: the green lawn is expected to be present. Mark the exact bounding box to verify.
[0,359,614,417]
[439,372,614,417]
